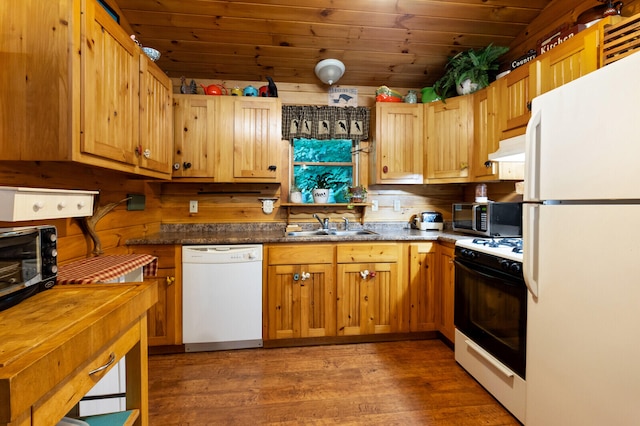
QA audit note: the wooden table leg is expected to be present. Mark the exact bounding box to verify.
[126,314,149,426]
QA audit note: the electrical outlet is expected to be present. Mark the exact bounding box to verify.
[393,199,401,212]
[371,199,379,212]
[189,200,198,213]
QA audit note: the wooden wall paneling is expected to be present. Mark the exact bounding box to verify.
[159,182,284,223]
[463,181,524,204]
[0,162,163,262]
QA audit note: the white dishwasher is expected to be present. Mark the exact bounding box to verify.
[182,245,263,352]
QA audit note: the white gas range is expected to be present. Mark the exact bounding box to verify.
[453,236,527,423]
[455,237,523,262]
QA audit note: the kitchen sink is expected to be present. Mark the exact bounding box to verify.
[285,230,331,237]
[329,230,378,236]
[285,229,378,237]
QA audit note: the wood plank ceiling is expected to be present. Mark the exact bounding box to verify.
[119,0,554,88]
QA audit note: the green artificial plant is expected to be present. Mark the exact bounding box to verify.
[433,44,509,100]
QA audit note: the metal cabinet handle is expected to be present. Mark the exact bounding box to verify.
[88,352,116,376]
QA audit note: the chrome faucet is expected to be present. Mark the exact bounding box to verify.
[342,217,349,231]
[313,213,330,230]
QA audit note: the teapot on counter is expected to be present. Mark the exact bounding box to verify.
[243,85,259,96]
[200,84,227,96]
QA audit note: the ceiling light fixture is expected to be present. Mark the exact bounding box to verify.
[314,59,345,85]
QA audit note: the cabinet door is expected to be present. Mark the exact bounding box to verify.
[425,96,472,182]
[409,243,437,332]
[138,57,173,176]
[373,103,423,183]
[472,86,499,181]
[267,263,335,339]
[172,95,216,177]
[531,27,599,97]
[497,63,531,139]
[229,98,281,182]
[337,262,398,335]
[436,243,455,343]
[129,245,182,346]
[0,0,72,161]
[82,0,139,165]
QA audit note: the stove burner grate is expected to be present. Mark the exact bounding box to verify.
[472,237,523,253]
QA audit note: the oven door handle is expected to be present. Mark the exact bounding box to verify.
[454,259,523,287]
[464,339,515,379]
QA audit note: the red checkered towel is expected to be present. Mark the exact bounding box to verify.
[57,254,158,284]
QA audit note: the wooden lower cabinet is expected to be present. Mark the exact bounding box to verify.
[409,243,438,332]
[436,242,456,342]
[265,245,335,339]
[336,243,407,335]
[129,245,182,346]
[264,241,452,342]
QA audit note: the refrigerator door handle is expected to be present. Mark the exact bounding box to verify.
[525,109,542,202]
[523,204,540,299]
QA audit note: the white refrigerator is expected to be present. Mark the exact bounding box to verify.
[523,50,640,425]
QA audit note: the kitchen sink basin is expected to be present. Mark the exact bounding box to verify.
[285,229,378,237]
[329,230,378,236]
[285,230,331,237]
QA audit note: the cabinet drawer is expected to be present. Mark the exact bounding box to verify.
[268,244,333,265]
[337,243,399,263]
[31,320,141,424]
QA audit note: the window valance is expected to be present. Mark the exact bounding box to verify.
[282,106,371,142]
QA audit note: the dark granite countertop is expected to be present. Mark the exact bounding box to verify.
[126,223,472,246]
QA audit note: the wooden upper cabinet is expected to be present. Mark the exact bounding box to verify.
[497,62,532,140]
[472,86,500,181]
[0,0,172,178]
[172,95,216,178]
[82,0,139,167]
[139,57,174,176]
[220,97,282,182]
[425,96,473,183]
[373,103,424,184]
[0,0,72,161]
[530,23,601,97]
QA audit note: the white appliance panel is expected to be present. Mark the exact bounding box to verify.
[525,51,640,202]
[182,245,263,351]
[525,204,640,425]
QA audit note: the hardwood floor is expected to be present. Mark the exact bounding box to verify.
[148,339,521,425]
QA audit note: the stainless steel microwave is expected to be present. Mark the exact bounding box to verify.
[452,202,522,237]
[0,225,58,311]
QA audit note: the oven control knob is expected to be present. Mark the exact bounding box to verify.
[510,263,522,273]
[500,259,511,271]
[460,249,476,259]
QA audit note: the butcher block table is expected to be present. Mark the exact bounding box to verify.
[0,282,157,426]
